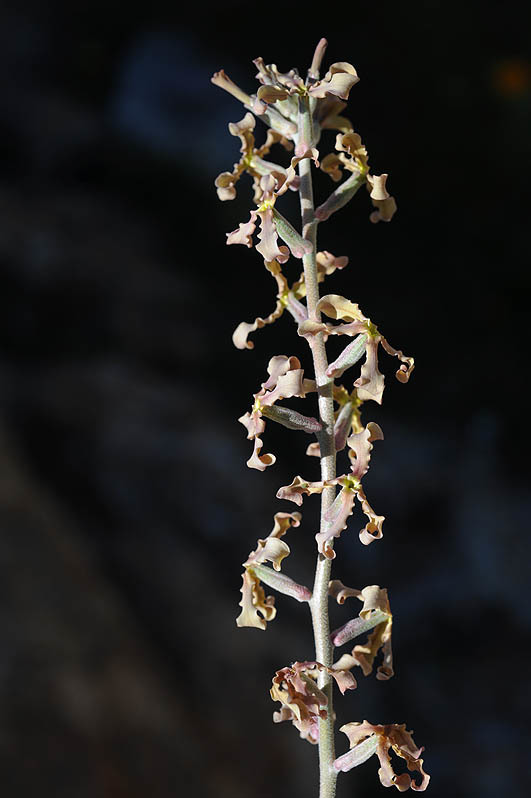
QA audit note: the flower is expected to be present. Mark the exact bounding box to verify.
[331,585,394,680]
[237,511,306,630]
[271,661,357,743]
[226,173,313,265]
[334,721,429,792]
[238,355,318,470]
[214,112,295,202]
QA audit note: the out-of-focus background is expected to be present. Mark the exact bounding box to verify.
[0,1,529,796]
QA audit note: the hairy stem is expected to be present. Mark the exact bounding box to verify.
[298,95,338,798]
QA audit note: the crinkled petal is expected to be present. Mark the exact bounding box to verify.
[316,483,357,559]
[276,475,326,506]
[226,210,258,247]
[336,131,369,172]
[309,62,359,100]
[370,195,397,224]
[236,569,276,629]
[355,336,385,404]
[347,421,384,480]
[321,153,344,182]
[262,355,302,391]
[257,84,290,102]
[232,259,288,349]
[336,722,429,791]
[317,294,368,323]
[328,580,361,604]
[256,208,290,263]
[357,485,385,545]
[380,336,415,384]
[316,250,349,277]
[271,660,356,744]
[244,510,301,571]
[247,434,276,471]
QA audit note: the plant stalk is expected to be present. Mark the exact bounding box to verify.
[298,96,338,798]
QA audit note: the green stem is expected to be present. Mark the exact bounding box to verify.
[297,94,338,798]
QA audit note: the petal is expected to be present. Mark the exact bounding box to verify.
[257,84,290,102]
[336,131,369,172]
[316,250,349,277]
[320,153,344,182]
[316,484,357,559]
[256,208,290,263]
[236,569,276,629]
[355,336,386,404]
[328,579,361,604]
[247,433,276,471]
[357,485,385,544]
[228,112,256,156]
[367,173,390,201]
[226,210,258,247]
[232,301,284,350]
[276,475,326,506]
[245,510,301,570]
[317,294,368,322]
[347,421,384,480]
[380,336,415,384]
[370,195,397,223]
[262,355,301,391]
[309,62,359,100]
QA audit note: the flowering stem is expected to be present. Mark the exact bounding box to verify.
[298,95,338,798]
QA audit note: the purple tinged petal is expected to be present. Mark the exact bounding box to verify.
[276,476,326,505]
[257,85,290,102]
[256,208,290,263]
[348,422,384,480]
[226,210,258,247]
[357,485,385,545]
[355,337,385,404]
[316,485,357,559]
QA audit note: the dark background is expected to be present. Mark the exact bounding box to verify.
[1,1,529,796]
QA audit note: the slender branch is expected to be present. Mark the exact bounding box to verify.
[297,94,338,798]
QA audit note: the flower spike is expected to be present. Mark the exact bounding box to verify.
[214,41,427,798]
